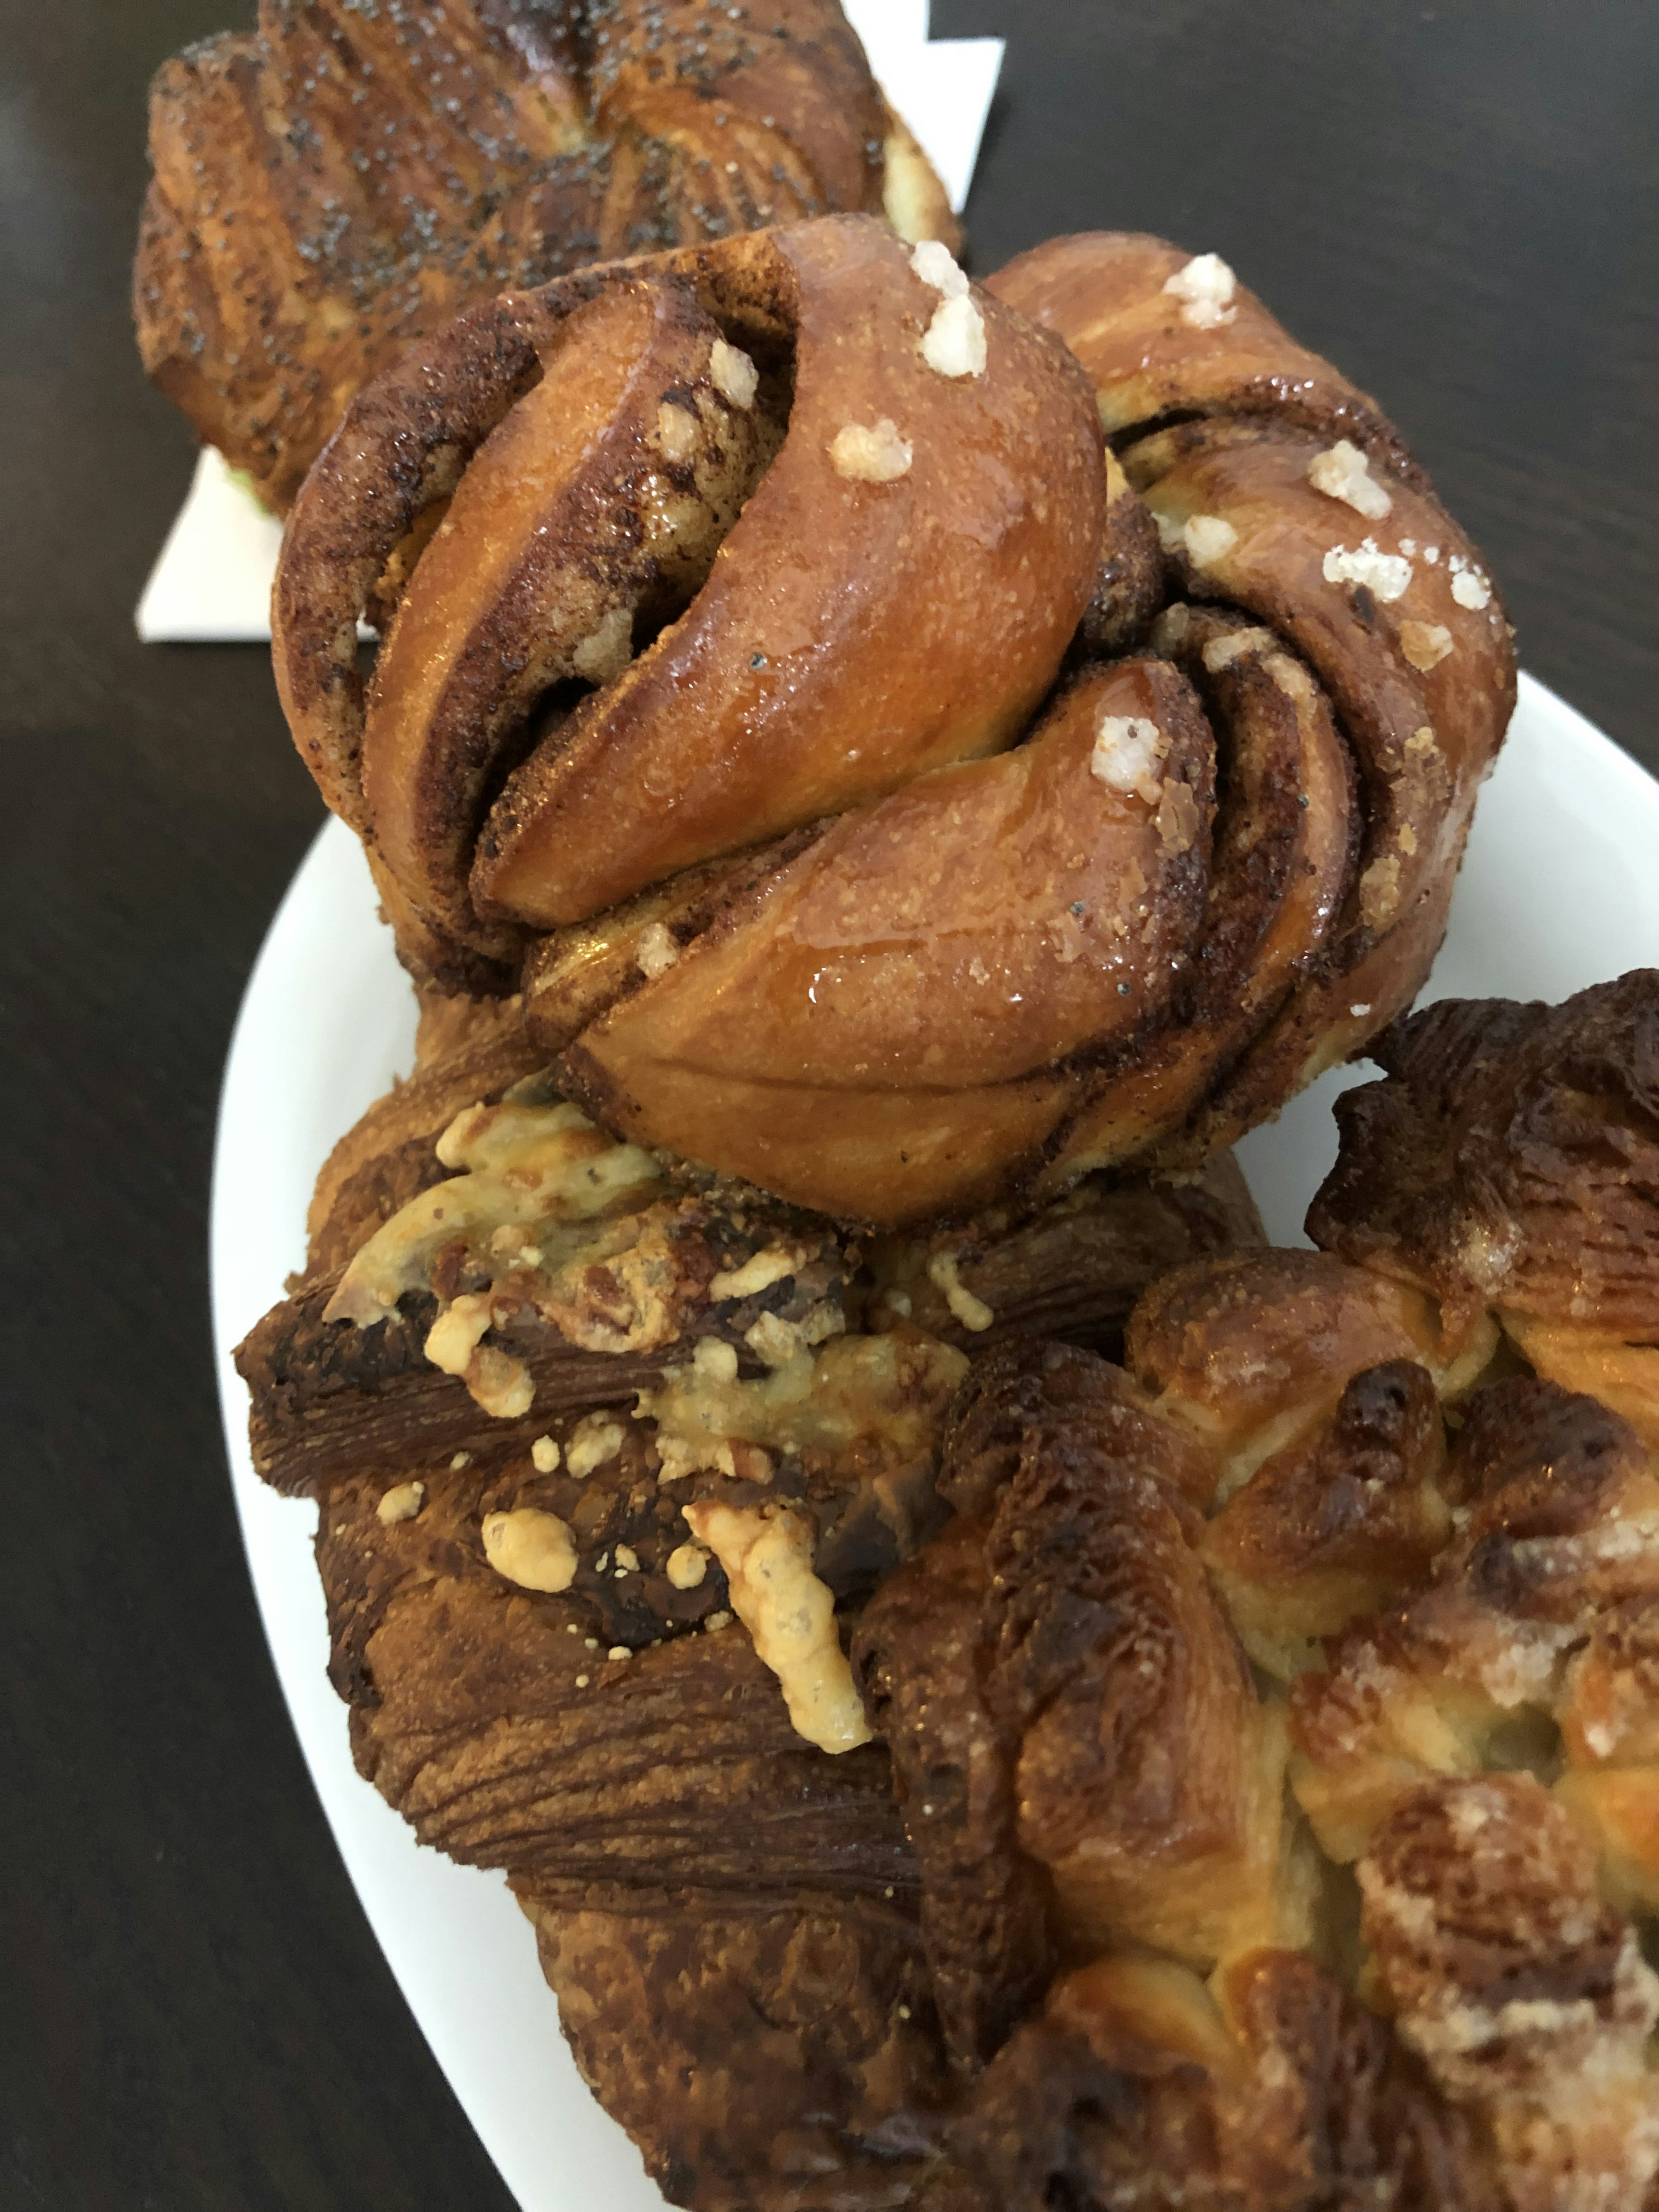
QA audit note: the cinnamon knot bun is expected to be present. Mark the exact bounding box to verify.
[272,217,1514,1226]
[133,0,956,509]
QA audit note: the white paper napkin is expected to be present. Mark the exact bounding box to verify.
[135,3,1003,645]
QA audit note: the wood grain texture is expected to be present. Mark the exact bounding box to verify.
[2,2,1656,2207]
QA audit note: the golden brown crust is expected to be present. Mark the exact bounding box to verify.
[986,231,1425,479]
[1555,1593,1659,1915]
[1122,419,1513,1144]
[327,1495,915,1902]
[1201,1358,1450,1681]
[244,972,1659,2207]
[938,1335,1217,1521]
[852,1519,1055,2078]
[862,1150,1265,1364]
[133,0,956,510]
[562,656,1210,1221]
[520,829,830,1052]
[931,1948,1500,2212]
[979,1396,1300,1971]
[273,217,1105,986]
[1075,448,1167,656]
[470,223,1106,933]
[238,1189,859,1497]
[1036,609,1359,1184]
[363,275,785,957]
[858,1339,1302,2027]
[1309,971,1659,1344]
[1125,1248,1460,1473]
[989,233,1515,1181]
[1359,1776,1659,2212]
[273,217,1512,1218]
[1287,1376,1659,1864]
[528,1894,952,2212]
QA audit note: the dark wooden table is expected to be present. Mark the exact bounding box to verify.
[3,3,1655,2204]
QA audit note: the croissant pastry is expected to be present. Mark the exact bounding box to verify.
[133,0,956,510]
[1308,967,1659,1439]
[236,998,1263,2206]
[270,215,1514,1224]
[237,970,1659,2205]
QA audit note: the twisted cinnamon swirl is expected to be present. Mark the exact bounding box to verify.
[271,218,1514,1224]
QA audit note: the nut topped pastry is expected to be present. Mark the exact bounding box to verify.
[133,0,957,509]
[238,966,1659,2203]
[237,993,1268,2207]
[270,215,1514,1223]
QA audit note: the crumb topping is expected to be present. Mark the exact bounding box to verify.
[927,1252,995,1333]
[1450,563,1493,610]
[566,1411,625,1478]
[326,1097,661,1327]
[681,1500,874,1754]
[481,1506,578,1594]
[1324,538,1413,603]
[910,238,969,300]
[424,1291,492,1376]
[636,921,681,979]
[1162,251,1239,330]
[921,293,987,379]
[710,1245,807,1302]
[745,1303,844,1368]
[655,399,699,465]
[665,1542,709,1591]
[1181,513,1239,568]
[1155,780,1202,858]
[1400,620,1455,672]
[1308,439,1394,521]
[571,604,633,685]
[640,1330,967,1488]
[377,1479,425,1525]
[1090,713,1169,804]
[1200,627,1274,673]
[531,1434,561,1474]
[423,1292,536,1419]
[709,337,758,411]
[693,1336,740,1384]
[1359,852,1403,927]
[830,418,914,482]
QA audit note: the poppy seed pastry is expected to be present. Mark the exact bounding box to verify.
[133,0,957,510]
[270,216,1514,1224]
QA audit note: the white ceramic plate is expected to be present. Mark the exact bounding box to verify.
[210,671,1659,2210]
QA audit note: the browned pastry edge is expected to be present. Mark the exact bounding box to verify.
[527,1892,953,2212]
[923,1945,1501,2211]
[1308,968,1659,1341]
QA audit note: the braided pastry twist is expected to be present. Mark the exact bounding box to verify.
[133,0,953,509]
[273,219,1514,1224]
[237,973,1659,2207]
